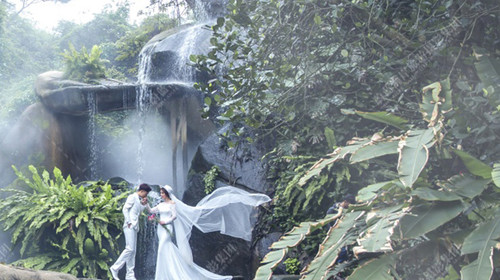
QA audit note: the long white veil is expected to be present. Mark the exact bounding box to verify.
[165,185,271,263]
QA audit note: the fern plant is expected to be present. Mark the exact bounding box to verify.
[62,43,107,83]
[255,78,500,280]
[0,165,129,278]
[203,165,220,194]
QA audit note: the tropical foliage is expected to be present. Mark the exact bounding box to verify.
[0,5,60,126]
[0,165,129,278]
[2,0,500,278]
[284,257,301,275]
[192,0,500,278]
[61,43,108,83]
[114,14,178,76]
[55,3,131,51]
[254,77,500,279]
[203,165,220,194]
[0,1,178,124]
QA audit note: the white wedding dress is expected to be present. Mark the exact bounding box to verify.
[152,186,271,280]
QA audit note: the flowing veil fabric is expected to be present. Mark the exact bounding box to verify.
[166,186,271,263]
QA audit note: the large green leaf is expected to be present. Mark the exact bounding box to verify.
[461,211,500,280]
[324,127,337,149]
[299,138,370,186]
[491,163,500,188]
[442,175,490,199]
[356,181,398,202]
[461,258,493,280]
[347,254,397,280]
[398,201,466,239]
[474,49,500,107]
[398,128,436,188]
[254,250,286,280]
[316,211,364,257]
[440,78,453,113]
[453,149,492,179]
[350,139,399,163]
[354,111,408,130]
[411,187,462,201]
[302,211,363,280]
[358,206,403,253]
[254,215,336,280]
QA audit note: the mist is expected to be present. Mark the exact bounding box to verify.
[95,108,203,196]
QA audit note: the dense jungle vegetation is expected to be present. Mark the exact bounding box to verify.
[0,0,176,133]
[1,0,500,279]
[192,0,500,279]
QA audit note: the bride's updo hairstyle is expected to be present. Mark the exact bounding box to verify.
[160,185,173,201]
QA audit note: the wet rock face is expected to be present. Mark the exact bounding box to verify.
[0,264,80,280]
[185,131,272,202]
[141,23,213,84]
[35,71,87,99]
[190,228,253,278]
[35,71,137,116]
[182,128,273,278]
[0,103,65,179]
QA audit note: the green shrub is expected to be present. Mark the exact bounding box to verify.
[0,165,130,278]
[203,165,220,194]
[62,43,107,83]
[284,257,301,275]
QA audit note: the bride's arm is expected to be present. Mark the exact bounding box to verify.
[159,203,177,224]
[148,204,158,214]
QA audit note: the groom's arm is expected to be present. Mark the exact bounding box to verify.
[123,195,134,227]
[144,202,154,213]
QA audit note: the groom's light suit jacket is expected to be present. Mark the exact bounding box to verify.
[123,193,146,231]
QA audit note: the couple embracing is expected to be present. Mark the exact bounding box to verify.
[110,183,271,280]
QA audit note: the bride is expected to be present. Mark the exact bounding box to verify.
[149,185,271,280]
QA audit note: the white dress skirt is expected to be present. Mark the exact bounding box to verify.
[154,202,230,280]
[153,186,271,280]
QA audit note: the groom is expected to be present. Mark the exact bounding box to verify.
[110,183,151,280]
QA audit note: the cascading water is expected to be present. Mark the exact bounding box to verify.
[87,91,98,180]
[174,23,206,82]
[136,189,162,280]
[135,43,157,183]
[133,24,207,278]
[128,1,220,278]
[133,19,213,193]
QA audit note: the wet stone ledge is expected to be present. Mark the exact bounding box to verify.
[0,263,98,280]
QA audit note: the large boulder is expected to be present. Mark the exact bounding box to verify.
[185,129,271,203]
[34,71,87,99]
[0,264,79,280]
[0,101,92,187]
[182,128,273,279]
[140,23,213,84]
[35,71,137,116]
[0,103,64,180]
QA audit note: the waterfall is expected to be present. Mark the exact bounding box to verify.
[137,42,158,85]
[131,3,220,278]
[135,42,157,183]
[193,0,210,22]
[133,20,212,194]
[174,23,206,82]
[87,91,98,180]
[136,190,162,280]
